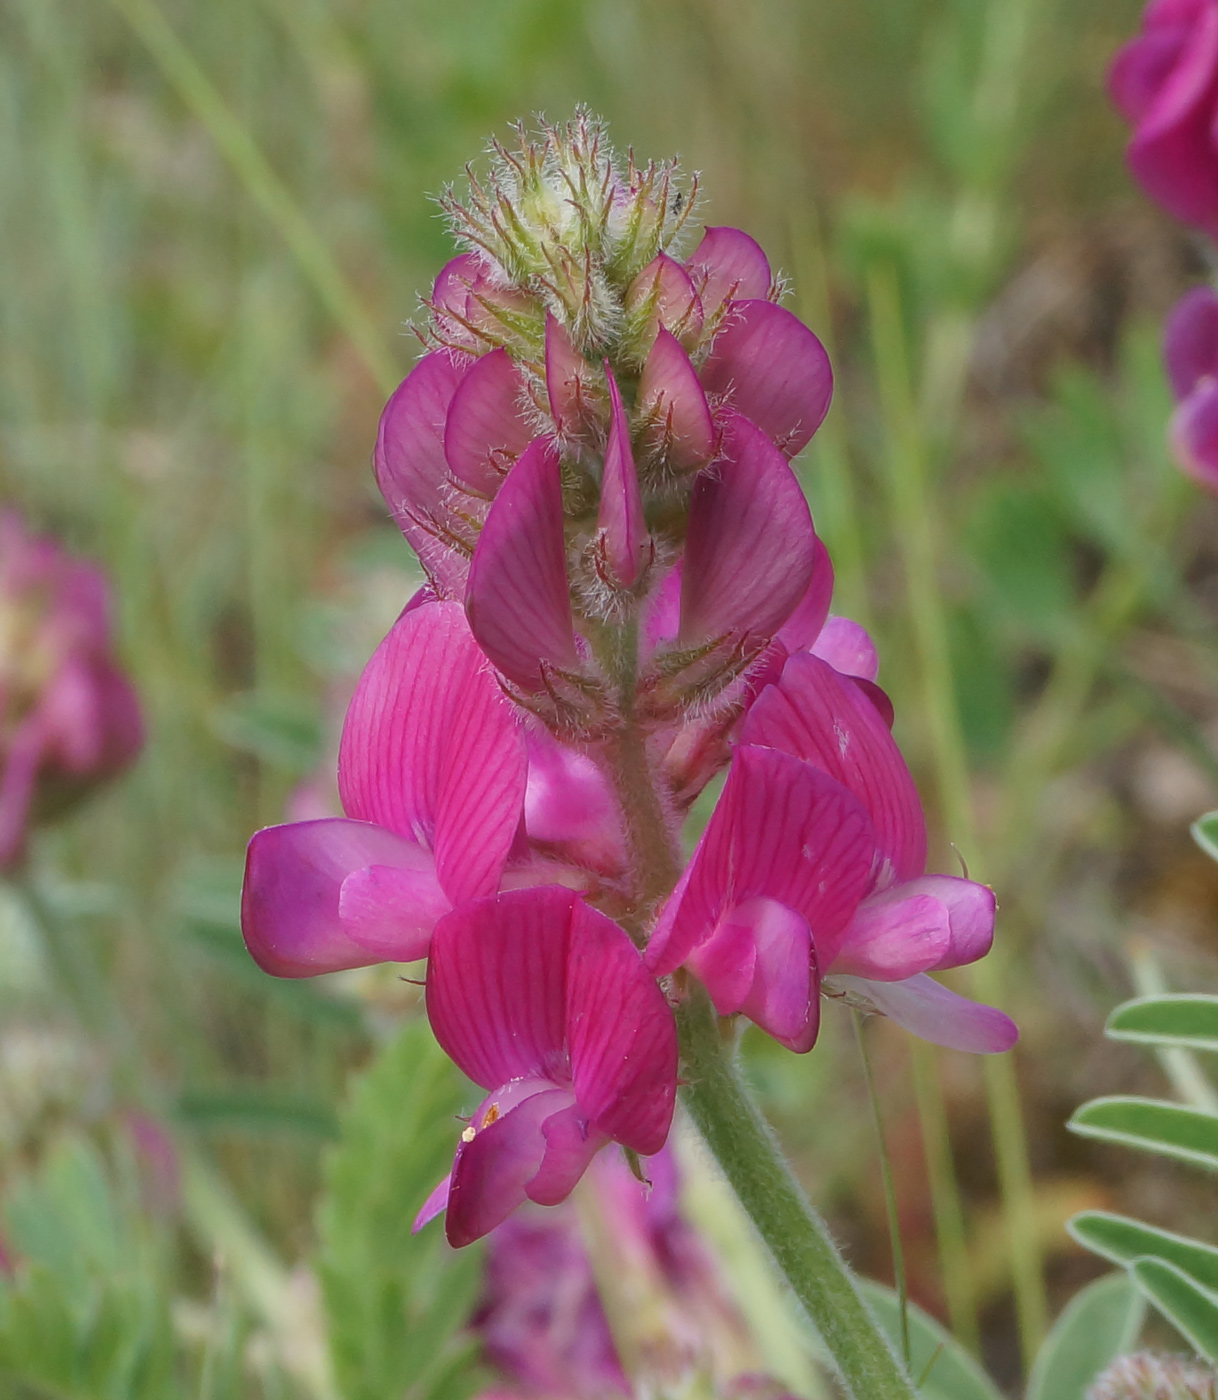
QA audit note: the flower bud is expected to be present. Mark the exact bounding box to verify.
[1089,1351,1218,1400]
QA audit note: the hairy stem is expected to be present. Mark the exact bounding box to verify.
[677,986,916,1400]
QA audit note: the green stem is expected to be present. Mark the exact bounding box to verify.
[677,986,916,1400]
[854,1011,911,1371]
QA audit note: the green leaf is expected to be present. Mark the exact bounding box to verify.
[317,1016,483,1400]
[1025,1272,1144,1400]
[1106,995,1218,1055]
[1068,1211,1218,1295]
[1131,1258,1218,1362]
[1067,1096,1218,1172]
[857,1280,1003,1400]
[177,1086,339,1141]
[1192,811,1218,864]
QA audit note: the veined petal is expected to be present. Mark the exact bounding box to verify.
[904,875,995,969]
[636,329,716,474]
[774,536,834,655]
[677,412,817,650]
[834,973,1018,1054]
[427,887,575,1090]
[241,819,441,977]
[648,745,874,977]
[466,439,580,689]
[685,227,773,321]
[338,862,452,957]
[830,892,952,981]
[624,252,704,353]
[338,601,526,904]
[565,899,677,1155]
[810,616,880,681]
[689,896,818,1052]
[526,1103,610,1206]
[700,301,832,458]
[374,352,473,597]
[597,369,650,589]
[445,1083,572,1247]
[742,651,927,887]
[444,348,533,496]
[1164,286,1218,398]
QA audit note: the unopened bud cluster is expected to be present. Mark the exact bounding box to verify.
[1090,1352,1218,1400]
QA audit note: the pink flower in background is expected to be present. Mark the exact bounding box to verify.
[1164,284,1218,490]
[0,510,142,866]
[1109,0,1218,233]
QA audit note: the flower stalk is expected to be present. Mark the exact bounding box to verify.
[675,983,916,1400]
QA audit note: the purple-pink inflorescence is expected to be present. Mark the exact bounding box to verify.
[0,509,143,866]
[239,112,1015,1249]
[1111,2,1218,489]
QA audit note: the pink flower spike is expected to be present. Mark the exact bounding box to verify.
[701,301,832,459]
[677,411,817,652]
[338,601,526,905]
[742,651,927,890]
[636,328,716,474]
[833,973,1018,1054]
[685,226,773,320]
[374,351,474,598]
[466,439,580,689]
[545,313,605,442]
[597,368,650,589]
[444,348,533,497]
[241,818,444,977]
[647,745,874,989]
[424,886,677,1244]
[624,252,704,352]
[1164,285,1218,398]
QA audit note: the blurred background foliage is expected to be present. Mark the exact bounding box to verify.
[2,0,1217,1394]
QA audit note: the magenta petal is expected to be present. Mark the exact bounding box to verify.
[526,1103,609,1207]
[565,899,678,1155]
[830,892,951,981]
[444,348,533,496]
[524,727,626,873]
[810,616,880,681]
[737,898,819,1053]
[466,438,579,689]
[374,352,474,597]
[338,601,526,904]
[597,369,650,587]
[743,651,927,887]
[685,226,773,319]
[701,301,833,458]
[427,887,575,1090]
[624,252,704,352]
[774,536,834,655]
[338,862,450,958]
[903,875,995,969]
[412,1174,452,1233]
[687,915,757,1014]
[641,561,682,655]
[1170,376,1218,491]
[650,745,875,978]
[1110,27,1190,125]
[836,974,1019,1054]
[1164,286,1218,398]
[445,1085,572,1247]
[636,329,716,473]
[677,412,817,650]
[241,819,440,977]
